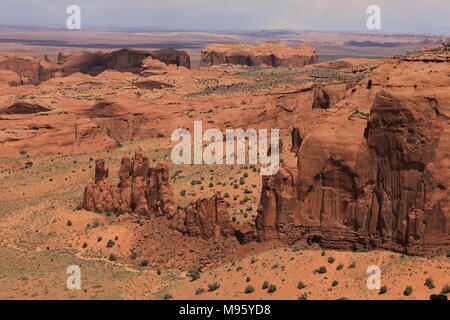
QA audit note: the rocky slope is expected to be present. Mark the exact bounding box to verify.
[255,43,450,255]
[200,41,318,67]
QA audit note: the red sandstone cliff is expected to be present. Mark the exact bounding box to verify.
[255,44,450,255]
[200,41,318,68]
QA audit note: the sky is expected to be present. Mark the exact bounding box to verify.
[1,0,450,34]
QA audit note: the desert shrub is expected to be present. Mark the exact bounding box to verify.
[82,242,87,248]
[245,285,255,294]
[349,262,357,269]
[163,294,173,300]
[267,284,277,293]
[106,240,115,248]
[403,286,413,296]
[157,270,161,275]
[316,266,327,274]
[336,264,344,271]
[108,254,117,261]
[224,193,230,198]
[332,280,339,287]
[262,281,269,289]
[321,251,326,256]
[188,270,200,281]
[442,284,450,294]
[195,288,205,295]
[180,190,186,196]
[130,252,137,260]
[425,277,435,289]
[246,277,251,282]
[379,286,388,294]
[66,220,72,226]
[328,257,335,264]
[337,297,350,300]
[140,260,149,267]
[297,281,307,289]
[208,282,220,292]
[298,293,308,300]
[97,236,102,242]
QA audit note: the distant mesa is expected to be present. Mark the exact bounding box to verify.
[0,48,191,85]
[57,48,191,77]
[199,41,318,68]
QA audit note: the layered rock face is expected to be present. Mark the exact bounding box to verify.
[83,149,176,217]
[58,48,190,77]
[200,41,318,67]
[177,193,235,240]
[0,48,190,84]
[256,44,450,255]
[0,54,56,85]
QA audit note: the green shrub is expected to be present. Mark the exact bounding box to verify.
[267,284,277,293]
[425,277,435,289]
[245,285,255,294]
[163,294,173,300]
[195,288,205,295]
[327,257,335,264]
[297,281,307,289]
[82,242,87,248]
[188,270,200,281]
[262,281,269,289]
[208,282,220,292]
[140,260,149,267]
[336,264,344,271]
[106,240,115,248]
[332,280,339,287]
[66,220,72,226]
[108,254,117,261]
[298,293,308,300]
[403,286,413,296]
[442,284,450,294]
[349,262,357,269]
[316,266,327,274]
[379,286,388,294]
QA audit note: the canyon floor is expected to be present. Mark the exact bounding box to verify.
[0,138,448,300]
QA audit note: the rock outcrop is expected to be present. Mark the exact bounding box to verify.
[83,149,176,217]
[59,48,190,77]
[0,54,56,85]
[177,193,235,240]
[200,41,318,68]
[255,44,450,255]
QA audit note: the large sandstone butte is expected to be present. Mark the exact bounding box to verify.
[0,48,190,84]
[200,41,318,67]
[0,54,57,85]
[83,149,176,217]
[255,44,450,255]
[58,48,191,77]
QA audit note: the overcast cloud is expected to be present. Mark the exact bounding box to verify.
[1,0,449,34]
